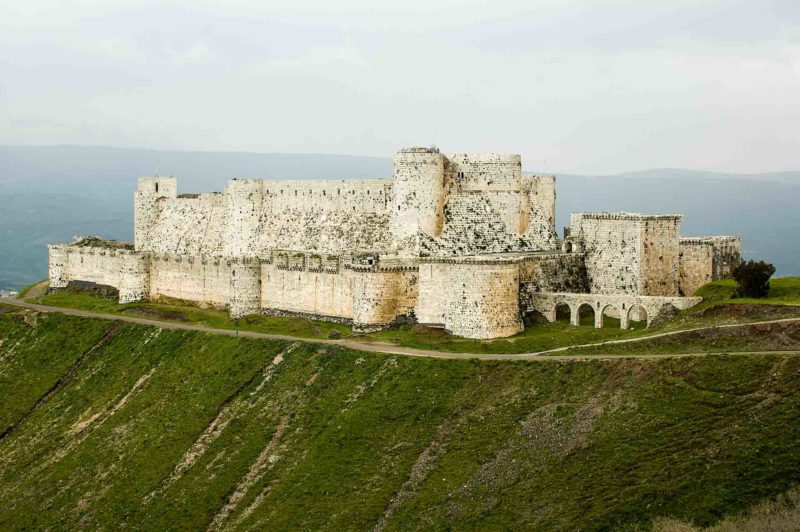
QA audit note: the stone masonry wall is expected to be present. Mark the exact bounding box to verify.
[570,213,643,294]
[352,268,419,331]
[639,217,681,296]
[261,262,354,320]
[679,240,714,296]
[149,255,232,308]
[442,261,523,339]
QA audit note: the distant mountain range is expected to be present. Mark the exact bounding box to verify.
[1,145,797,290]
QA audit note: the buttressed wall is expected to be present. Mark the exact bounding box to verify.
[48,146,740,340]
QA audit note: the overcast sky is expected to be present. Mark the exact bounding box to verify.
[1,0,798,174]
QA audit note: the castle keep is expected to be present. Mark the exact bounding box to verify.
[48,147,742,339]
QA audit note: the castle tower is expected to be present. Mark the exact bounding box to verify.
[224,179,264,257]
[134,177,177,251]
[390,147,446,254]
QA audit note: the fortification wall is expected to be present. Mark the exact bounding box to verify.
[260,262,354,320]
[571,213,682,296]
[391,148,446,253]
[135,177,177,251]
[522,174,556,232]
[352,268,418,331]
[229,259,261,318]
[144,193,228,256]
[149,255,232,308]
[679,240,714,296]
[518,253,589,312]
[48,244,150,303]
[570,213,643,294]
[640,217,681,296]
[442,260,523,339]
[681,236,741,280]
[447,153,522,192]
[416,262,451,325]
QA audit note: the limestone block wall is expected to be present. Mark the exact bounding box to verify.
[447,153,522,192]
[681,236,741,280]
[47,245,69,289]
[570,213,643,294]
[415,262,451,325]
[442,260,523,339]
[117,253,150,303]
[147,193,228,256]
[62,247,123,288]
[640,217,681,296]
[224,180,263,257]
[571,213,682,296]
[351,267,419,331]
[522,174,556,232]
[229,258,261,318]
[679,240,714,296]
[391,148,446,252]
[135,177,177,251]
[260,262,354,320]
[518,253,589,312]
[149,255,232,308]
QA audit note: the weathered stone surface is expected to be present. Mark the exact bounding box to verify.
[47,147,740,340]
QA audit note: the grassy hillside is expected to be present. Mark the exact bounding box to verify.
[1,306,800,530]
[25,277,800,356]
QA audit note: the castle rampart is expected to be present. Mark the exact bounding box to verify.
[48,147,741,339]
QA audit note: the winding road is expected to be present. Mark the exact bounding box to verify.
[1,297,800,361]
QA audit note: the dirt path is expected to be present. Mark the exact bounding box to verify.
[1,298,799,361]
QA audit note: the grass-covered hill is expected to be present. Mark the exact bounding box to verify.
[2,306,800,530]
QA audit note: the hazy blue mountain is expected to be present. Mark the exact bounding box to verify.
[0,145,797,290]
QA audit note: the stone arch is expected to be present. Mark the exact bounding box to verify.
[626,304,649,329]
[598,303,620,329]
[554,302,572,323]
[575,302,595,327]
[564,241,573,253]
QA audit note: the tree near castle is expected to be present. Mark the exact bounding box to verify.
[733,260,776,299]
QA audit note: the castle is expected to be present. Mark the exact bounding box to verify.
[48,147,742,339]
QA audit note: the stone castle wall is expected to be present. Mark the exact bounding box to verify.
[679,240,714,296]
[570,213,682,296]
[48,147,737,340]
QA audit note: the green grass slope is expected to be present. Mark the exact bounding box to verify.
[1,308,800,530]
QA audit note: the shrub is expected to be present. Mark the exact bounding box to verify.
[733,260,776,298]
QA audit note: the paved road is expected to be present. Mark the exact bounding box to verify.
[2,298,800,361]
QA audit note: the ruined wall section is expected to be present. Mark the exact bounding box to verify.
[678,240,714,296]
[639,217,681,296]
[48,244,150,303]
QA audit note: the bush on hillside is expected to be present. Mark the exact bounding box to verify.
[733,260,776,298]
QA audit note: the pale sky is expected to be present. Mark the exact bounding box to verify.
[1,0,799,174]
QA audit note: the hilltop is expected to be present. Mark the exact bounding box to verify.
[2,279,800,529]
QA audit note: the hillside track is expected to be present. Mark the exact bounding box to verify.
[2,298,800,361]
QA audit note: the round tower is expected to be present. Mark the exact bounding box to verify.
[391,147,446,252]
[229,258,261,318]
[118,251,150,304]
